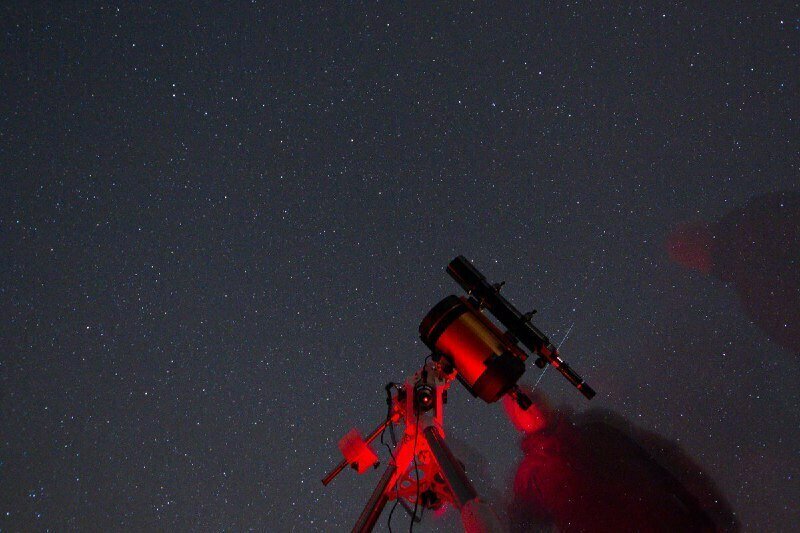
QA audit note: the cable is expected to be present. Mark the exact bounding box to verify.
[387,485,401,533]
[381,383,397,461]
[409,412,420,532]
[385,382,401,533]
[389,416,398,447]
[387,384,400,448]
[393,356,433,533]
[410,355,432,531]
[380,425,396,460]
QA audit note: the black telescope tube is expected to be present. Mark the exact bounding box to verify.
[447,256,595,400]
[447,257,550,348]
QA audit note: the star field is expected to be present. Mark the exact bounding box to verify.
[2,3,798,531]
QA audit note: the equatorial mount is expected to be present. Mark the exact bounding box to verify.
[321,256,596,532]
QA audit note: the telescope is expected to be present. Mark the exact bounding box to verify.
[322,256,595,532]
[421,256,595,405]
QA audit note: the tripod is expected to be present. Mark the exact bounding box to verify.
[322,358,504,532]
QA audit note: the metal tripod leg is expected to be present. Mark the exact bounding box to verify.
[423,426,478,507]
[351,463,397,533]
[423,426,504,532]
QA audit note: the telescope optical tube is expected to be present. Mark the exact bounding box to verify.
[420,296,526,404]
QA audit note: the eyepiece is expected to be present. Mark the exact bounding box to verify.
[509,385,533,410]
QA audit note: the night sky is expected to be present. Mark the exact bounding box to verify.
[2,3,799,532]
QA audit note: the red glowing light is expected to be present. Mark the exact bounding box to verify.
[433,503,449,518]
[666,221,714,274]
[338,429,378,474]
[436,313,502,386]
[503,391,548,434]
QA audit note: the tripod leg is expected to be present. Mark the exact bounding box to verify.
[351,463,397,533]
[422,426,478,507]
[423,427,504,533]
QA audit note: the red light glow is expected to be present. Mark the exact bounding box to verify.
[502,390,548,434]
[666,221,714,274]
[338,429,378,474]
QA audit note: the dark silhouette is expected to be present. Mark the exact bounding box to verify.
[667,191,800,354]
[503,392,739,532]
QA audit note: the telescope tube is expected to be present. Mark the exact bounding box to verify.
[446,256,595,400]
